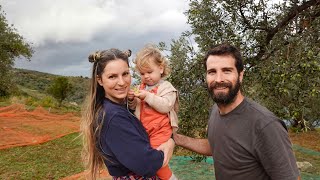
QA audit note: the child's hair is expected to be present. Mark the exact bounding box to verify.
[134,44,171,78]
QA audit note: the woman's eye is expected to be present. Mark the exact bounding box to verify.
[123,72,129,76]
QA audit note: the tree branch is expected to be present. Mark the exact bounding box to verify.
[239,2,269,31]
[253,0,320,63]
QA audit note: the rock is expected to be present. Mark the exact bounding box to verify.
[296,161,312,171]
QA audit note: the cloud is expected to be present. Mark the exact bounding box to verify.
[1,0,190,76]
[1,0,189,45]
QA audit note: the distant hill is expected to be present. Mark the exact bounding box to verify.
[12,68,90,105]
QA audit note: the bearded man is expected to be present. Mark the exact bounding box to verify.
[173,43,301,180]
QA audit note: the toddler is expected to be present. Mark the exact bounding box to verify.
[128,45,178,180]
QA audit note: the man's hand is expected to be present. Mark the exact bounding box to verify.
[157,138,175,167]
[173,132,184,146]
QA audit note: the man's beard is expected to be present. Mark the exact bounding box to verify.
[208,78,241,105]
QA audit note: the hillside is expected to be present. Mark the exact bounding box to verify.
[12,68,90,105]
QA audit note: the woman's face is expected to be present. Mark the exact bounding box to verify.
[97,59,131,104]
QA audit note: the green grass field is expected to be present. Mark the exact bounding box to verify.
[1,132,320,179]
[0,133,83,180]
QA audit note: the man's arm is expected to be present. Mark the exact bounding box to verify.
[173,133,212,156]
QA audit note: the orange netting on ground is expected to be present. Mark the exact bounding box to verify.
[0,104,80,150]
[61,170,111,180]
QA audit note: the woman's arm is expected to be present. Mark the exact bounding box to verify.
[106,113,163,177]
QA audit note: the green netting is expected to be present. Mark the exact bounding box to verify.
[169,156,214,180]
[169,156,320,180]
[293,144,320,156]
[301,172,320,180]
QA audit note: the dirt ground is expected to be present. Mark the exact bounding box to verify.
[289,130,320,152]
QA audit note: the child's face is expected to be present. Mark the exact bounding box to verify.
[139,60,163,86]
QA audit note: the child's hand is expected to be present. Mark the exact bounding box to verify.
[128,89,135,101]
[132,86,139,94]
[134,89,148,100]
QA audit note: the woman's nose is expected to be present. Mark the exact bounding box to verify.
[118,77,125,85]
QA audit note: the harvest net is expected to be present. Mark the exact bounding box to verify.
[0,104,80,149]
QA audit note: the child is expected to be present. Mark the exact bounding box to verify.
[128,45,178,180]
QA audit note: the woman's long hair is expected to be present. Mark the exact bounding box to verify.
[80,49,131,179]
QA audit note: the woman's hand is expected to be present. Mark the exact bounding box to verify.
[157,138,175,167]
[127,89,135,101]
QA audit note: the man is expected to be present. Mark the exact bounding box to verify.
[174,43,301,180]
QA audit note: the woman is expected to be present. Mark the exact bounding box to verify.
[81,48,175,180]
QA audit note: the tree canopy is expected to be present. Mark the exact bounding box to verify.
[47,77,74,107]
[165,0,320,133]
[0,5,33,96]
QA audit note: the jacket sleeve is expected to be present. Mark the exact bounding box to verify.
[144,91,177,114]
[144,81,178,114]
[105,112,164,177]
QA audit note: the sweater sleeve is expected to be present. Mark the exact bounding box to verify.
[105,112,164,177]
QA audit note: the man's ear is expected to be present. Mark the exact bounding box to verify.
[239,70,244,83]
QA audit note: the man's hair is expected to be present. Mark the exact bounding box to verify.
[204,43,244,73]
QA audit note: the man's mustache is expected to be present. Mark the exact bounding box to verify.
[209,82,232,90]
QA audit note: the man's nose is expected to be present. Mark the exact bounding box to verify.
[215,72,223,82]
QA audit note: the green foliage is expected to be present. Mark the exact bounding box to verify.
[160,36,211,161]
[0,6,33,96]
[23,96,57,108]
[47,77,73,107]
[13,68,89,105]
[40,96,56,108]
[162,36,212,140]
[166,0,320,134]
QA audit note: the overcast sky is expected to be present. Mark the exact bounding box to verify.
[1,0,190,77]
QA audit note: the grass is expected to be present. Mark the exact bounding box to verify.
[289,129,320,177]
[0,133,84,180]
[1,130,320,179]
